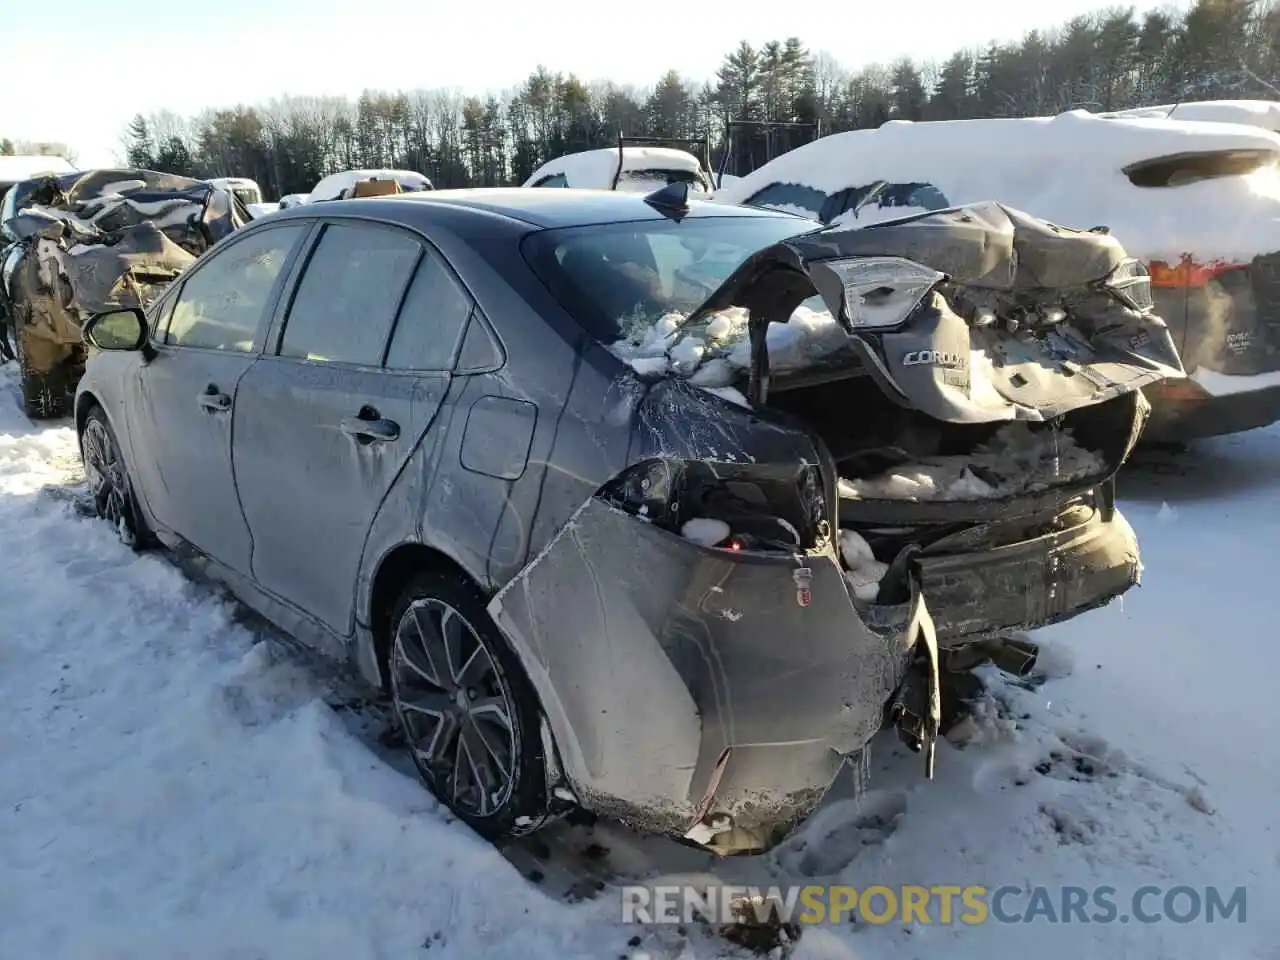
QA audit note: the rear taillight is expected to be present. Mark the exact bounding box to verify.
[597,457,829,553]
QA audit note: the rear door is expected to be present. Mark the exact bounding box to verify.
[128,222,309,573]
[231,220,473,635]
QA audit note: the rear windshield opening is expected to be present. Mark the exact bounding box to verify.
[618,168,711,192]
[520,215,818,343]
[1124,149,1278,187]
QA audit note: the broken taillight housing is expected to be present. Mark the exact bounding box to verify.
[597,457,829,552]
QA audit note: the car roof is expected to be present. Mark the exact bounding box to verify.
[285,187,806,230]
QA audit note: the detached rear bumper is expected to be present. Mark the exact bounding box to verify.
[915,503,1140,646]
[488,497,920,854]
[1143,379,1280,442]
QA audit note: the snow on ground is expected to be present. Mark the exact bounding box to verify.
[1,356,1278,958]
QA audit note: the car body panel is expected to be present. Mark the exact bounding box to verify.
[488,494,919,847]
[234,358,454,634]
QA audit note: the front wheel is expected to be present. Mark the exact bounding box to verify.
[79,406,154,550]
[387,570,551,842]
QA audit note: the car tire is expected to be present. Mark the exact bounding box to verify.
[387,569,551,841]
[12,320,76,420]
[78,405,155,550]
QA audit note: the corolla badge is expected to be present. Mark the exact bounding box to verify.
[901,349,966,369]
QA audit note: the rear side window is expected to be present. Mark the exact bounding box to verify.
[820,182,949,223]
[279,223,421,365]
[741,182,828,219]
[166,224,306,351]
[385,249,473,371]
[1124,149,1279,187]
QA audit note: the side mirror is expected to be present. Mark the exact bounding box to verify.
[83,308,149,352]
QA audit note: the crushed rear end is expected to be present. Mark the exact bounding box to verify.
[490,200,1182,855]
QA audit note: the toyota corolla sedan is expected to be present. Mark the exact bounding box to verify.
[74,186,1181,855]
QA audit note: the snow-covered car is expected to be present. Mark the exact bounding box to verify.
[71,186,1179,856]
[309,169,433,202]
[523,143,715,194]
[714,110,1280,442]
[0,155,76,205]
[278,193,309,209]
[1104,99,1280,133]
[0,168,249,418]
[208,176,264,207]
[246,202,281,218]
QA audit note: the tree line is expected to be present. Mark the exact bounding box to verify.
[117,0,1280,199]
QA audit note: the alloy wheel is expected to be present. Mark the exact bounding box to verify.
[390,598,518,818]
[80,417,137,547]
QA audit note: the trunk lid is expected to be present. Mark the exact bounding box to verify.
[683,200,1184,423]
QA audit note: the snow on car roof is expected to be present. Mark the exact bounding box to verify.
[0,154,76,184]
[523,146,704,188]
[1105,99,1280,131]
[714,109,1280,264]
[309,169,432,202]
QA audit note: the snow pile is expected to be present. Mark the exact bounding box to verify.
[839,529,887,601]
[610,300,846,403]
[839,421,1106,501]
[680,517,730,546]
[714,109,1280,266]
[2,358,1280,958]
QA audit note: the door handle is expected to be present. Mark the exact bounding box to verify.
[198,387,231,413]
[340,412,400,443]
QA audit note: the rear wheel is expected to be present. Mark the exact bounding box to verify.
[79,406,154,550]
[387,570,551,841]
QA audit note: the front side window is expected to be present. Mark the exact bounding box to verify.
[166,224,306,351]
[278,222,421,365]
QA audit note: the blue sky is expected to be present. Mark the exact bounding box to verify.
[4,0,1180,167]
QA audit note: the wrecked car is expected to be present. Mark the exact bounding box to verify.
[72,186,1180,857]
[715,110,1280,441]
[0,168,249,417]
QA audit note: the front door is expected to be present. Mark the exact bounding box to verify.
[131,222,310,573]
[232,221,473,634]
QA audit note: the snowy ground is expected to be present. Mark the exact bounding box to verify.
[1,356,1277,959]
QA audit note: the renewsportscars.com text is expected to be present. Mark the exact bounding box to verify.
[621,883,1248,926]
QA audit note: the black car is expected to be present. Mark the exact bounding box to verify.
[74,187,1180,854]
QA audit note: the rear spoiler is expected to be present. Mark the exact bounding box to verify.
[610,134,713,190]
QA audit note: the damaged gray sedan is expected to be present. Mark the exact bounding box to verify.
[0,168,248,417]
[72,186,1181,856]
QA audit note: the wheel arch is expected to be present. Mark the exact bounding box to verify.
[363,541,485,690]
[74,389,102,437]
